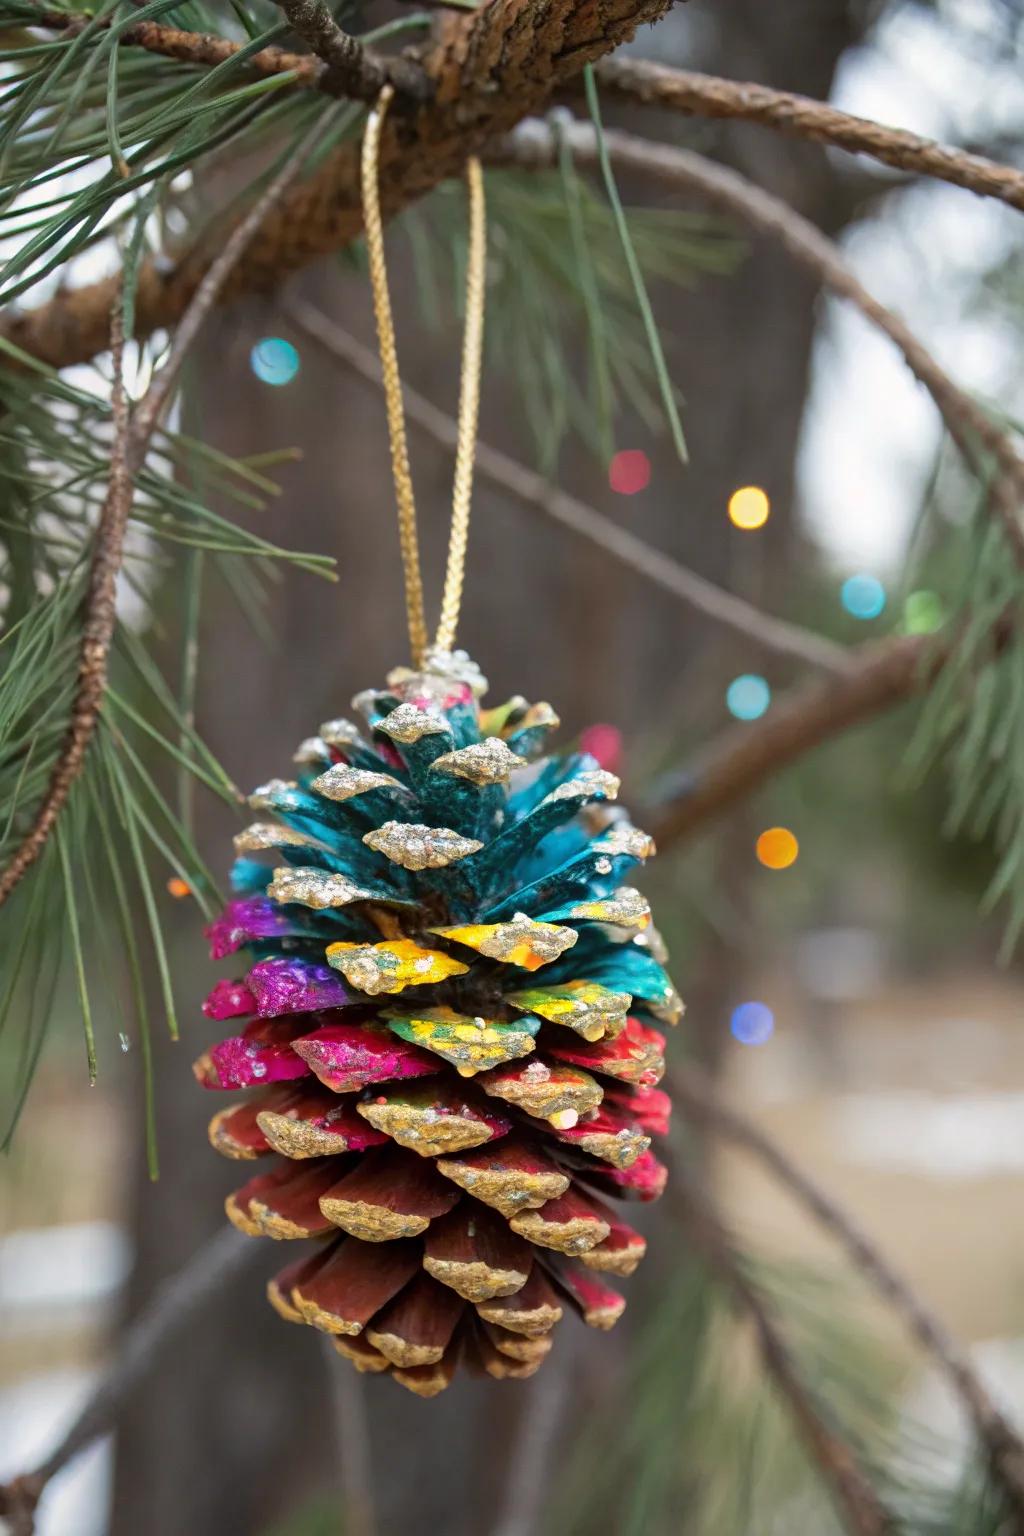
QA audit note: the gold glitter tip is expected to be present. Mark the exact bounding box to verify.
[568,887,651,931]
[545,769,620,805]
[319,718,366,749]
[293,737,330,767]
[312,764,407,802]
[376,703,450,744]
[363,821,482,871]
[506,981,631,1041]
[268,866,374,910]
[430,913,577,970]
[233,822,321,854]
[430,737,527,786]
[326,939,469,996]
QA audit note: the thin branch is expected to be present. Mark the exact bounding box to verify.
[26,5,323,85]
[272,0,429,101]
[0,118,325,907]
[0,295,132,907]
[649,632,943,846]
[594,58,1024,213]
[672,1062,1024,1518]
[0,1228,255,1533]
[283,299,852,677]
[494,120,1024,566]
[669,1167,896,1536]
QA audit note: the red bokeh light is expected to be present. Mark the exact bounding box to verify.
[608,449,651,496]
[581,723,623,774]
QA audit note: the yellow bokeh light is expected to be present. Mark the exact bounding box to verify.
[728,485,770,530]
[755,827,798,871]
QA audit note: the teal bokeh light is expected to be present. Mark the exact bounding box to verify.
[726,674,771,722]
[841,573,886,620]
[251,337,300,386]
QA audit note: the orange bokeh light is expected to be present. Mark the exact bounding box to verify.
[728,485,770,530]
[166,877,192,899]
[755,827,799,870]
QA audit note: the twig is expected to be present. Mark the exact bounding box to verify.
[594,58,1024,214]
[671,1062,1024,1519]
[669,1167,896,1536]
[649,632,943,846]
[27,3,426,99]
[0,117,325,907]
[493,120,1024,566]
[282,299,852,677]
[273,0,428,102]
[0,1228,255,1532]
[27,5,321,83]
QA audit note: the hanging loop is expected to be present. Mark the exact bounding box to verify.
[360,85,487,669]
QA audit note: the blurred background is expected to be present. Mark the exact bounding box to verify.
[3,0,1024,1532]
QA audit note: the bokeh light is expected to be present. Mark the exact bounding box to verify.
[904,589,944,634]
[730,1002,775,1046]
[251,337,300,386]
[166,877,192,899]
[580,723,623,774]
[756,826,799,870]
[728,484,770,530]
[608,449,651,495]
[726,673,771,721]
[840,572,887,620]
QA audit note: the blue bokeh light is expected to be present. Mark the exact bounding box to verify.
[730,1001,775,1046]
[726,674,771,722]
[251,337,300,386]
[840,573,886,621]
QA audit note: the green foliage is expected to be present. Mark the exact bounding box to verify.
[401,164,742,473]
[553,1244,1013,1535]
[0,0,428,303]
[0,311,335,1151]
[906,481,1024,958]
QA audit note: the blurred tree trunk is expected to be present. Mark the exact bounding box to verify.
[110,2,870,1531]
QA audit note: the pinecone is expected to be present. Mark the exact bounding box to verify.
[196,651,681,1396]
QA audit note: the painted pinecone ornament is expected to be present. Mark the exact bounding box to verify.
[197,653,681,1396]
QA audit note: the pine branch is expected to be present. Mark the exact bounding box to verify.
[273,0,428,101]
[650,633,941,846]
[673,1062,1024,1522]
[594,59,1024,213]
[0,117,324,907]
[0,1228,255,1534]
[669,1167,896,1536]
[648,617,1012,847]
[494,120,1024,566]
[283,299,852,676]
[0,0,679,371]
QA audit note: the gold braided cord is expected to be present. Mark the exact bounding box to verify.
[360,86,486,667]
[361,84,428,666]
[434,155,486,655]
